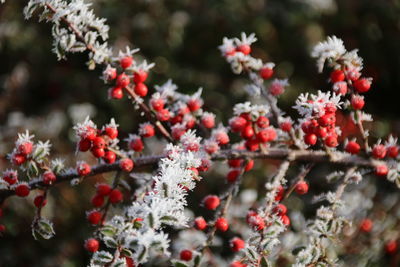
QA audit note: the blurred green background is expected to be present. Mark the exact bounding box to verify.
[1,0,400,266]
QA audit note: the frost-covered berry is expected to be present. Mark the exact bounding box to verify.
[156,109,171,122]
[105,127,118,139]
[116,73,130,88]
[43,171,56,185]
[345,141,361,154]
[227,169,240,183]
[333,81,348,95]
[295,181,309,195]
[129,137,144,152]
[187,98,202,112]
[353,78,371,93]
[96,183,111,196]
[237,44,251,55]
[372,144,387,159]
[79,138,92,152]
[256,116,269,129]
[273,204,287,216]
[87,210,102,225]
[230,237,245,252]
[91,194,105,207]
[17,141,33,155]
[360,218,373,233]
[259,67,273,80]
[304,133,317,146]
[150,98,165,111]
[134,83,148,97]
[34,195,47,208]
[140,124,155,138]
[15,183,30,197]
[229,116,247,132]
[12,153,26,166]
[111,86,123,99]
[214,131,229,145]
[109,189,123,204]
[103,65,117,81]
[201,114,215,129]
[119,158,134,172]
[77,162,91,176]
[203,195,220,210]
[133,70,148,83]
[194,216,207,230]
[351,95,365,110]
[85,238,99,253]
[275,185,285,201]
[215,217,229,232]
[3,171,18,185]
[388,146,399,158]
[375,164,388,177]
[120,56,133,69]
[330,69,345,83]
[180,250,193,261]
[104,151,116,164]
[280,121,292,132]
[247,212,265,231]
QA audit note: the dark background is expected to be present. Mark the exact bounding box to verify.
[1,0,400,266]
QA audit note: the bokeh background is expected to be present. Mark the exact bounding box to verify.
[1,0,400,266]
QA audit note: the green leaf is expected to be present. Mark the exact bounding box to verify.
[260,256,270,267]
[121,248,133,257]
[174,262,189,267]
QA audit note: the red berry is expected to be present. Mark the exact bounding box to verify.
[351,95,365,110]
[43,171,56,185]
[245,138,259,151]
[244,160,254,172]
[120,56,133,69]
[230,237,245,252]
[104,151,116,164]
[33,195,47,208]
[385,240,398,254]
[17,142,33,155]
[304,133,317,146]
[227,169,240,183]
[372,144,387,159]
[257,129,273,143]
[91,147,105,158]
[247,212,265,231]
[281,215,290,226]
[194,216,207,230]
[214,132,229,145]
[315,127,327,138]
[330,69,345,83]
[180,250,193,261]
[237,44,251,55]
[273,204,287,216]
[79,138,92,152]
[103,66,117,81]
[133,70,148,83]
[156,109,171,122]
[345,141,360,154]
[119,158,134,172]
[333,81,348,95]
[229,116,247,132]
[96,183,112,196]
[275,185,285,201]
[87,210,102,225]
[15,183,30,197]
[111,86,123,99]
[388,146,399,158]
[93,137,106,149]
[3,171,18,185]
[280,121,292,132]
[325,135,338,147]
[353,78,371,93]
[140,124,155,138]
[375,164,388,177]
[187,98,202,112]
[230,261,246,267]
[150,98,165,111]
[0,224,5,233]
[12,153,26,165]
[116,73,130,88]
[202,116,215,129]
[228,159,242,168]
[256,116,269,129]
[85,238,99,253]
[215,217,229,232]
[105,127,118,139]
[260,67,273,80]
[360,218,373,233]
[295,181,309,195]
[134,83,148,97]
[109,189,123,204]
[91,194,105,207]
[241,125,254,139]
[203,195,220,210]
[130,138,144,152]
